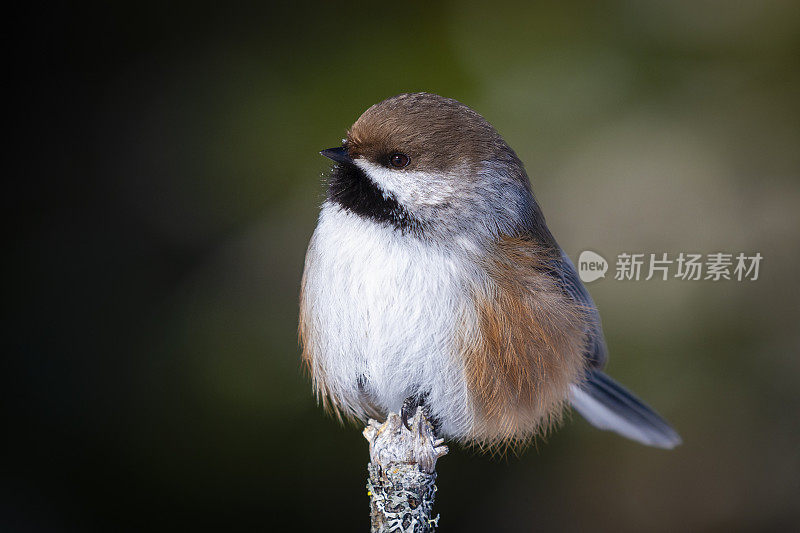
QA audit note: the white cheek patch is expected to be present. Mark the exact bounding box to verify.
[355,159,457,208]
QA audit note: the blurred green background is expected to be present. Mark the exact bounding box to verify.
[6,1,800,531]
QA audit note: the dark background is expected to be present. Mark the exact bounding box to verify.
[6,2,800,531]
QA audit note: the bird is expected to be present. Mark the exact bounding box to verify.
[299,92,681,450]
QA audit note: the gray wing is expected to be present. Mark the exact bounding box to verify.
[551,252,682,448]
[551,251,608,369]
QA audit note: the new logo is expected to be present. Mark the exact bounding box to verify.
[578,251,608,283]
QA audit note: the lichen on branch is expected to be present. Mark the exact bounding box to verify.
[364,410,448,533]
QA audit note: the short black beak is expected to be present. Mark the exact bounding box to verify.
[320,146,353,165]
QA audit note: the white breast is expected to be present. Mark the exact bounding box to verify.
[301,203,475,437]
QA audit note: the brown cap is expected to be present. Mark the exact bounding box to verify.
[346,92,519,174]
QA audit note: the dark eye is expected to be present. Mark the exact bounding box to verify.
[389,153,410,168]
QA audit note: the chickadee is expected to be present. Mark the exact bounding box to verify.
[300,92,681,449]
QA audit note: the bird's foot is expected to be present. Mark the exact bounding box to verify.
[401,393,433,431]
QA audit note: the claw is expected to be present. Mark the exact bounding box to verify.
[401,393,432,431]
[401,396,417,430]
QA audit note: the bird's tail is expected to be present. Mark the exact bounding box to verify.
[569,369,682,449]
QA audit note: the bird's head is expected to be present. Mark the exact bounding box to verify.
[321,93,540,239]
